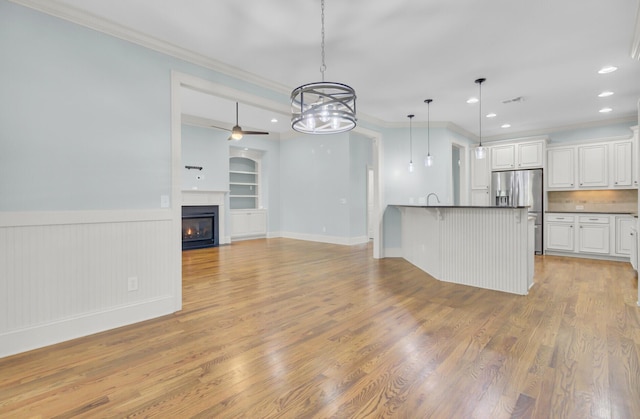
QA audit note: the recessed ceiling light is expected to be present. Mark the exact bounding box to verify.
[598,91,614,97]
[486,113,497,118]
[501,123,511,128]
[271,118,278,123]
[599,107,613,113]
[466,97,479,104]
[598,66,618,74]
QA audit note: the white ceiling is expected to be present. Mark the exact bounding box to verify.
[37,0,640,139]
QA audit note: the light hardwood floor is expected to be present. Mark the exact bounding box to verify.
[1,238,639,418]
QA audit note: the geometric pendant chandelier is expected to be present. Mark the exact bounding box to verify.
[291,0,356,134]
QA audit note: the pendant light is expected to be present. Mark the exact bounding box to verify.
[408,114,415,173]
[474,78,487,159]
[291,0,357,134]
[424,99,434,167]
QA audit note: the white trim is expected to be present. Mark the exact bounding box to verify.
[9,0,290,95]
[632,1,640,60]
[383,247,404,258]
[0,209,172,227]
[280,232,370,246]
[546,133,634,148]
[0,296,174,358]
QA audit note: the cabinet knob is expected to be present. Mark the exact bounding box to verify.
[615,182,618,185]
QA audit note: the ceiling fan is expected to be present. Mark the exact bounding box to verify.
[211,102,269,141]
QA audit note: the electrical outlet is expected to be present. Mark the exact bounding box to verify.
[127,276,138,292]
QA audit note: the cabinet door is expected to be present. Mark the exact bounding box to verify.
[612,141,633,187]
[615,216,635,256]
[247,212,267,234]
[546,223,575,251]
[230,212,250,237]
[578,224,610,254]
[578,144,608,188]
[471,189,490,206]
[547,148,575,189]
[471,152,491,189]
[491,144,516,170]
[518,142,544,169]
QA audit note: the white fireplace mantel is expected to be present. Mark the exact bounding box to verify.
[182,190,228,244]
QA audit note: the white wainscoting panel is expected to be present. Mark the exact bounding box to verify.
[398,206,530,295]
[0,215,178,357]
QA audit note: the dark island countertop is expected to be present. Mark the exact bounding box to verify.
[393,205,528,209]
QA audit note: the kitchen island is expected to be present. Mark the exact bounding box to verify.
[394,205,535,295]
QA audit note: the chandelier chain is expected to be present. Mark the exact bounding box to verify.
[320,0,326,81]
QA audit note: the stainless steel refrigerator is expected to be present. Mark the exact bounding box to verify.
[491,169,543,254]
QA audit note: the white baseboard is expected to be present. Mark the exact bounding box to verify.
[0,296,176,359]
[383,247,403,257]
[279,232,370,246]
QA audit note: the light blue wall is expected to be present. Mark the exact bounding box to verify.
[280,133,351,237]
[181,125,229,191]
[0,1,288,211]
[349,133,373,238]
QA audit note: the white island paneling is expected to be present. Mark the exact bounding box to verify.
[397,206,533,295]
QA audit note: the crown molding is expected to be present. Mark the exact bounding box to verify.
[482,114,638,142]
[10,0,292,94]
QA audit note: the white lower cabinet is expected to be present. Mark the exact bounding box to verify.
[614,216,635,256]
[230,210,267,239]
[577,216,610,254]
[545,213,636,260]
[546,215,575,252]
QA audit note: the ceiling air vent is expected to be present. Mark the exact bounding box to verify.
[502,96,525,104]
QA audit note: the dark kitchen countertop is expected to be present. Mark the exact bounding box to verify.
[545,210,636,215]
[394,205,528,209]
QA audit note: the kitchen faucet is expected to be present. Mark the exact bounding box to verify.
[426,192,440,206]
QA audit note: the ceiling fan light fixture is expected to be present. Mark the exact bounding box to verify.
[291,0,356,135]
[230,127,243,140]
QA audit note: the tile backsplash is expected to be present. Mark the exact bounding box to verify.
[547,189,638,213]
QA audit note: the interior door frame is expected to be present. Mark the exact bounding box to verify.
[170,71,385,264]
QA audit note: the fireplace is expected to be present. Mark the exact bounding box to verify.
[182,206,219,250]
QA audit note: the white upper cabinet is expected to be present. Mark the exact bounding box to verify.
[547,147,575,189]
[547,133,637,191]
[491,144,516,170]
[517,141,545,169]
[491,140,544,171]
[611,140,633,187]
[578,144,608,188]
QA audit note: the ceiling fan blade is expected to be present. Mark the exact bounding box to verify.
[240,130,269,135]
[209,124,231,132]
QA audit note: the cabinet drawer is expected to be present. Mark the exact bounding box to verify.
[578,216,609,224]
[547,215,575,223]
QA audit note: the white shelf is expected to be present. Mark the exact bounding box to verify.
[230,182,258,186]
[230,195,258,198]
[229,170,258,175]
